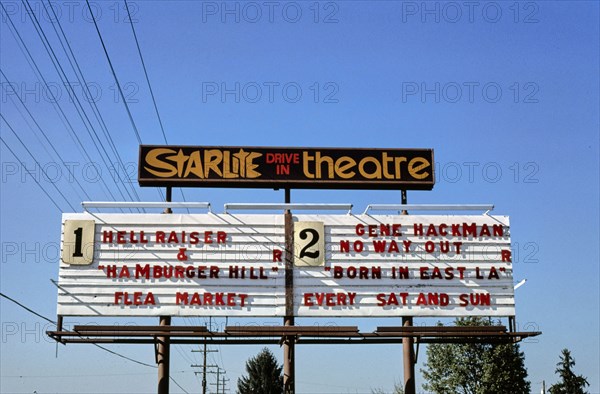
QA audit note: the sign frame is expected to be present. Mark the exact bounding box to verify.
[138,145,435,190]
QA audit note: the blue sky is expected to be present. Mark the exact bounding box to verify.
[1,1,599,393]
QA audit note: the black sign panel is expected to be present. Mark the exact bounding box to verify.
[138,146,435,190]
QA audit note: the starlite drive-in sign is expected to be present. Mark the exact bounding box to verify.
[138,146,435,190]
[57,213,514,317]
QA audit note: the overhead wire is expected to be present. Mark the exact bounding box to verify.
[85,0,165,202]
[42,0,145,212]
[0,138,64,213]
[0,2,124,211]
[0,3,87,164]
[3,289,195,392]
[85,0,142,145]
[21,0,142,213]
[0,292,156,368]
[2,3,192,389]
[1,70,92,202]
[123,0,190,211]
[124,0,168,147]
[1,115,77,211]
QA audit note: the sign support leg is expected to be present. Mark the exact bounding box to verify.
[402,317,416,394]
[158,187,172,394]
[157,316,171,394]
[401,190,416,394]
[283,188,295,394]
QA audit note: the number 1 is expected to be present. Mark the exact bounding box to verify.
[73,227,84,257]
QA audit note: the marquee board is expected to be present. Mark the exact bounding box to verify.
[57,213,514,317]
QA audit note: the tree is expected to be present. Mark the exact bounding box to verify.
[237,348,283,394]
[548,349,589,394]
[421,317,530,394]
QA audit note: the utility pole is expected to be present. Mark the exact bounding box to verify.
[191,363,218,394]
[192,344,218,394]
[221,375,230,393]
[209,367,225,394]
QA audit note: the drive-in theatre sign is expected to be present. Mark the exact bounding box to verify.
[57,213,514,317]
[54,145,531,394]
[138,145,435,190]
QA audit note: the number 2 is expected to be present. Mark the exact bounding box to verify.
[299,228,320,259]
[294,221,325,267]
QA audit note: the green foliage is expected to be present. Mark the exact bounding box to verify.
[421,317,530,394]
[548,349,589,394]
[237,348,283,394]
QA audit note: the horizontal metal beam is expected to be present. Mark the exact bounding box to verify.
[225,325,359,334]
[363,204,494,215]
[47,332,540,345]
[224,203,353,213]
[376,325,507,333]
[48,326,540,344]
[74,325,209,332]
[81,201,211,211]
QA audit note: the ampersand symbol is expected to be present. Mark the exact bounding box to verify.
[177,248,188,261]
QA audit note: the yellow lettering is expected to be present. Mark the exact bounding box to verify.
[245,151,262,178]
[144,148,177,177]
[394,157,408,179]
[335,156,356,179]
[382,152,395,179]
[232,149,249,177]
[184,151,204,178]
[303,152,315,179]
[408,157,431,179]
[167,149,189,177]
[315,152,334,179]
[222,151,239,178]
[204,149,223,178]
[358,157,382,179]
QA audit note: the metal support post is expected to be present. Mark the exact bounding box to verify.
[158,186,172,393]
[56,315,63,342]
[283,188,295,394]
[402,317,416,394]
[164,187,173,213]
[157,316,171,394]
[401,190,415,394]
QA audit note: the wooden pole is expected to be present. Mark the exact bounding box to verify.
[401,190,416,394]
[157,316,171,394]
[283,188,295,394]
[202,341,207,394]
[158,187,172,394]
[402,316,416,394]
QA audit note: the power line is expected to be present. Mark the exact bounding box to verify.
[124,0,189,210]
[85,0,141,145]
[43,0,145,211]
[170,376,191,394]
[21,0,141,211]
[85,0,165,202]
[1,115,77,211]
[124,0,167,145]
[1,70,92,202]
[0,137,63,212]
[0,291,156,368]
[0,292,56,324]
[0,2,123,208]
